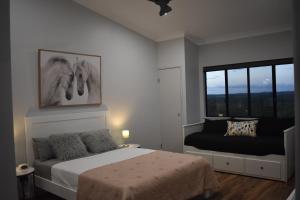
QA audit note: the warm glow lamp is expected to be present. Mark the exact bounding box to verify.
[122,130,130,139]
[121,130,130,147]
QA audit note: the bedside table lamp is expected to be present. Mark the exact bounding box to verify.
[121,130,130,147]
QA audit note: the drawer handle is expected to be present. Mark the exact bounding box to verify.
[260,166,264,170]
[226,162,230,166]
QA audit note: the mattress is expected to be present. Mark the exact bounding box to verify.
[185,132,285,155]
[77,150,219,200]
[33,153,99,180]
[51,147,154,191]
[34,159,61,180]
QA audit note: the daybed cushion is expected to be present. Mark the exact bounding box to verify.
[203,119,228,134]
[49,134,89,161]
[80,130,118,153]
[256,118,294,136]
[32,138,55,161]
[185,132,285,155]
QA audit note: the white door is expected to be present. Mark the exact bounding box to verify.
[159,68,182,152]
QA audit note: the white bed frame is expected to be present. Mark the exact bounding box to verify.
[25,109,110,200]
[183,120,295,182]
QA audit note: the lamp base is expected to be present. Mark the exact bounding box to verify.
[119,144,130,148]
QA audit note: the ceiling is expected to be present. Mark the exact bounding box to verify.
[73,0,292,44]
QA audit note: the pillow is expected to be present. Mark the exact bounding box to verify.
[225,120,258,137]
[32,138,55,161]
[204,119,229,134]
[257,118,295,136]
[49,134,88,161]
[32,140,40,160]
[80,130,118,153]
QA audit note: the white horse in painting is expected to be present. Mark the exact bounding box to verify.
[41,56,74,106]
[74,60,100,104]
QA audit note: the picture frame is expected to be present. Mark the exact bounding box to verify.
[38,49,102,108]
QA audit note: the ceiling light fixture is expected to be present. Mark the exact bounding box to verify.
[149,0,172,16]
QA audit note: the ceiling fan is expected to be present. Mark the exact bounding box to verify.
[149,0,172,16]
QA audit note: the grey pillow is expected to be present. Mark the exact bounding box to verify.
[80,130,118,154]
[32,138,55,161]
[32,141,40,160]
[49,134,88,161]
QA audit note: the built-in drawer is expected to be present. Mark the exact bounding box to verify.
[245,159,281,179]
[185,151,213,165]
[213,154,244,173]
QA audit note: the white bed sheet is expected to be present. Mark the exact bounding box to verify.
[51,148,155,191]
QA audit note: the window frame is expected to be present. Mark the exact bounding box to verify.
[205,70,227,116]
[204,58,294,118]
[227,68,249,117]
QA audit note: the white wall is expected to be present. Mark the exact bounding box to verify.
[11,0,161,164]
[157,38,200,153]
[157,38,201,125]
[157,38,185,69]
[185,38,200,124]
[157,38,187,124]
[198,31,293,117]
[11,0,293,164]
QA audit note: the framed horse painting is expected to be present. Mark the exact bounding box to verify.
[38,49,101,108]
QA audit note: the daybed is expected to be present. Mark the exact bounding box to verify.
[183,118,295,182]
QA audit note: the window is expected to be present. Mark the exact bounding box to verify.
[250,66,273,117]
[206,71,226,117]
[276,64,295,118]
[228,68,248,116]
[204,58,294,118]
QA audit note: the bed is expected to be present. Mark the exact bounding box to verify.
[25,109,218,200]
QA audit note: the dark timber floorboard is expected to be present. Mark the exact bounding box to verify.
[34,172,294,200]
[213,172,294,200]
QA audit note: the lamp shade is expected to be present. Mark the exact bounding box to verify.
[122,130,130,139]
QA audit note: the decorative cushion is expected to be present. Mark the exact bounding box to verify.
[225,120,258,137]
[32,138,55,161]
[49,134,88,161]
[80,130,118,153]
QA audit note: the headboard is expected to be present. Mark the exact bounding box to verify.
[25,109,109,165]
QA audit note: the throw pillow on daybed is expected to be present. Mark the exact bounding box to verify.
[49,133,89,161]
[204,118,230,134]
[80,129,118,154]
[225,120,258,137]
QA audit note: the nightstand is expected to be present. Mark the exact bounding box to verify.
[119,144,141,148]
[16,166,35,200]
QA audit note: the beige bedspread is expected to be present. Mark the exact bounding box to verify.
[77,150,219,200]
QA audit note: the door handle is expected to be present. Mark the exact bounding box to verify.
[177,113,181,117]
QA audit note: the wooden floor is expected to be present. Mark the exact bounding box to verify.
[36,172,294,200]
[212,172,294,200]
